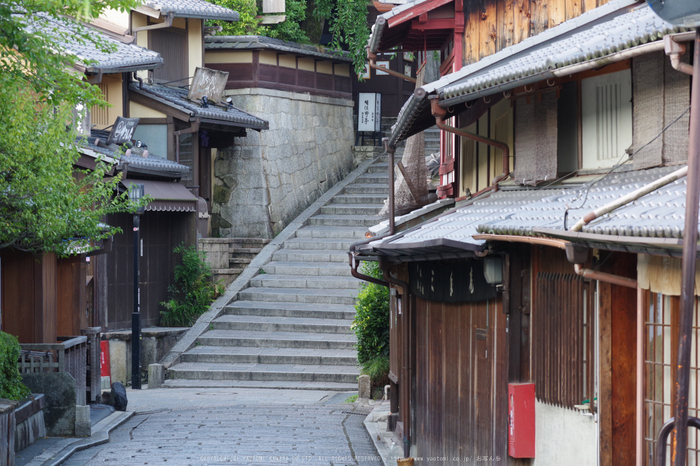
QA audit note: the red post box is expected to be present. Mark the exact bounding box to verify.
[508,382,536,458]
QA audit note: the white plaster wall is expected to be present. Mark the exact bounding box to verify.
[533,401,597,466]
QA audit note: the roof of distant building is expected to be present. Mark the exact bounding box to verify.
[129,82,269,130]
[356,166,691,260]
[140,0,239,21]
[78,130,191,179]
[205,35,352,62]
[29,14,162,74]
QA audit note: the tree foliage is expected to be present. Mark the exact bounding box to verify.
[0,331,31,400]
[0,0,145,255]
[160,244,224,327]
[209,0,370,76]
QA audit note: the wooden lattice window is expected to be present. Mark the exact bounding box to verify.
[534,273,595,410]
[643,292,700,466]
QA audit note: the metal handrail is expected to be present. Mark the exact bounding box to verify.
[655,417,700,465]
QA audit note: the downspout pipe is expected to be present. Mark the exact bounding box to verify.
[665,35,694,76]
[431,98,510,193]
[367,48,417,84]
[672,27,700,466]
[387,140,396,236]
[571,166,689,232]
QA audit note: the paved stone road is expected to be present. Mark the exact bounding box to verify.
[64,388,382,466]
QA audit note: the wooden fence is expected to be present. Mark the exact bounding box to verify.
[18,327,102,405]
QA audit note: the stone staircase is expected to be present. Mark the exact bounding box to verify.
[164,157,392,390]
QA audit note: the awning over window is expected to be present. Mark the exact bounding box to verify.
[121,178,197,212]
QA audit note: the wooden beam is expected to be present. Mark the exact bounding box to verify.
[388,0,455,28]
[410,18,457,31]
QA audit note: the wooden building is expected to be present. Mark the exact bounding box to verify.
[355,1,697,464]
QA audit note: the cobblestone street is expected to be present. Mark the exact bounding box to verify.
[62,389,382,466]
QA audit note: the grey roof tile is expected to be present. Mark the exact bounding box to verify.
[364,166,693,257]
[80,132,190,178]
[129,83,269,130]
[27,14,162,73]
[205,35,352,62]
[387,0,679,145]
[143,0,239,21]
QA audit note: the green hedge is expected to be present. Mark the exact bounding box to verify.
[160,244,223,327]
[0,331,30,400]
[352,261,390,386]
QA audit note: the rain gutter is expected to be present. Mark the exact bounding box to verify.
[131,12,174,34]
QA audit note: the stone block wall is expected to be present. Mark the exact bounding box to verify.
[213,88,355,238]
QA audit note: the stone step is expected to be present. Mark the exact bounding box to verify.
[294,226,368,239]
[250,274,359,290]
[227,238,271,249]
[160,379,358,391]
[308,214,381,227]
[261,261,351,277]
[211,315,352,334]
[271,249,349,263]
[224,301,356,320]
[167,362,360,384]
[343,184,389,195]
[180,346,358,366]
[282,237,357,251]
[320,204,383,216]
[356,173,389,183]
[329,194,388,205]
[236,287,357,305]
[229,257,253,266]
[197,329,356,350]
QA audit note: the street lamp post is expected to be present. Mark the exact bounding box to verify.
[129,183,145,390]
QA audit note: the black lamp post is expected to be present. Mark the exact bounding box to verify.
[128,182,145,389]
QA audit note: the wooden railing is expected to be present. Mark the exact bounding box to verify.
[19,336,88,406]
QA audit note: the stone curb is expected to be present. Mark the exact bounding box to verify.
[27,411,133,466]
[363,400,402,466]
[160,154,382,370]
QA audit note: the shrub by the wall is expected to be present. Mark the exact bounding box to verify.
[160,244,223,327]
[352,261,390,387]
[0,331,30,400]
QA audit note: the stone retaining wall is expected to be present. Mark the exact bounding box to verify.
[213,88,354,238]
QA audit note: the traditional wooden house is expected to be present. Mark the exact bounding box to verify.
[0,17,163,342]
[353,0,700,464]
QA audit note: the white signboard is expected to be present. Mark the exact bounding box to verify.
[358,93,381,132]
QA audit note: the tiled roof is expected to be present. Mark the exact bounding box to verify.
[386,0,683,146]
[440,2,686,104]
[205,35,352,62]
[359,167,691,259]
[129,83,269,130]
[142,0,239,21]
[28,14,162,73]
[79,133,190,179]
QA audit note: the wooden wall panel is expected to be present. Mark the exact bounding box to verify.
[461,0,610,66]
[57,256,87,337]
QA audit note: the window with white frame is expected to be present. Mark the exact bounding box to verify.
[581,69,633,170]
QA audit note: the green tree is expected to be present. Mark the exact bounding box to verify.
[0,0,144,255]
[209,0,370,76]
